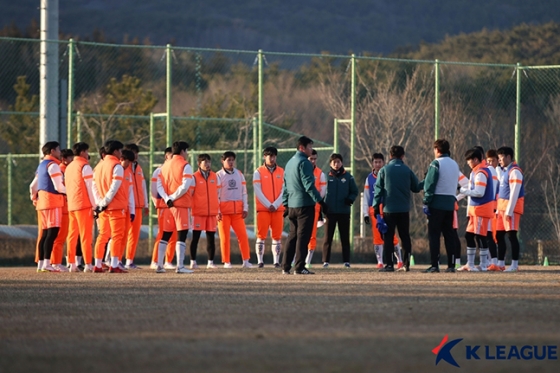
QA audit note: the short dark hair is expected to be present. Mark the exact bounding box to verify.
[197,153,211,164]
[172,141,189,155]
[297,136,313,149]
[486,149,498,159]
[164,147,172,155]
[124,143,140,153]
[433,139,450,154]
[99,146,106,159]
[473,145,484,155]
[104,140,124,155]
[329,153,343,163]
[120,149,135,162]
[263,147,278,156]
[72,142,89,156]
[61,149,74,159]
[464,148,483,162]
[41,141,60,156]
[390,145,405,158]
[222,151,236,161]
[372,153,384,162]
[497,146,514,158]
[311,149,318,156]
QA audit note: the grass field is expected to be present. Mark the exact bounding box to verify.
[1,265,559,373]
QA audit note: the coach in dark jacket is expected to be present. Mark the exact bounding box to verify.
[373,145,423,272]
[322,153,359,268]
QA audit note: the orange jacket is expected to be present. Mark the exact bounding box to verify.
[159,155,193,208]
[191,170,220,216]
[66,156,94,212]
[131,162,147,208]
[59,163,69,214]
[94,155,128,211]
[254,165,285,212]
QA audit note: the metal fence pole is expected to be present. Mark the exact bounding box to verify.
[258,50,263,158]
[7,153,12,226]
[334,118,339,153]
[434,59,440,140]
[166,44,172,146]
[350,53,356,252]
[515,63,521,164]
[148,113,155,249]
[67,38,75,146]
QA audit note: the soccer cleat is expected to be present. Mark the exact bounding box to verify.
[455,263,461,269]
[207,263,217,269]
[176,266,194,274]
[397,265,410,272]
[190,262,199,269]
[102,263,110,271]
[155,266,166,273]
[150,262,158,270]
[445,267,456,273]
[323,262,329,268]
[304,263,312,269]
[125,263,141,270]
[77,265,85,272]
[109,266,128,273]
[118,262,126,271]
[376,263,384,269]
[396,262,404,269]
[83,265,94,273]
[487,264,502,271]
[423,266,440,273]
[93,266,105,273]
[457,264,478,272]
[258,263,264,268]
[479,265,488,272]
[42,265,61,273]
[163,263,176,270]
[69,264,81,273]
[344,262,351,268]
[54,264,69,272]
[504,266,519,272]
[242,262,253,268]
[274,263,281,269]
[379,266,394,272]
[223,263,233,269]
[294,268,315,275]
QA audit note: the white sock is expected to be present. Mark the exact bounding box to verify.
[207,259,213,265]
[76,256,83,266]
[479,248,489,268]
[191,260,197,266]
[305,250,314,265]
[157,240,168,267]
[498,260,505,267]
[467,247,476,267]
[272,240,281,264]
[256,239,265,264]
[95,258,103,268]
[176,241,186,268]
[394,244,403,263]
[243,259,250,265]
[37,260,44,270]
[126,259,133,266]
[510,259,519,269]
[491,257,497,265]
[455,258,461,266]
[374,245,383,265]
[111,257,119,268]
[44,259,51,269]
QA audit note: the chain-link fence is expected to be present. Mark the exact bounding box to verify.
[1,36,559,263]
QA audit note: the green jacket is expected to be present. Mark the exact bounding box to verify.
[373,158,423,213]
[283,151,323,208]
[324,168,358,214]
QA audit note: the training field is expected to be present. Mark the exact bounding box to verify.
[1,265,559,373]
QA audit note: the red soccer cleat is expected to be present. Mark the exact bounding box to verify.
[109,266,128,273]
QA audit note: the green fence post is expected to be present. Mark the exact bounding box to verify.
[166,44,173,146]
[350,53,356,253]
[515,62,521,164]
[148,113,155,249]
[334,118,339,153]
[258,49,264,158]
[76,111,81,142]
[7,153,12,226]
[67,38,75,146]
[434,59,440,140]
[253,116,258,231]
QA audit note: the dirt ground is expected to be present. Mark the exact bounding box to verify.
[1,265,559,373]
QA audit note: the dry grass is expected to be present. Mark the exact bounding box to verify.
[1,265,559,373]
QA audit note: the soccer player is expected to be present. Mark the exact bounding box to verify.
[149,147,177,270]
[65,142,96,273]
[485,149,500,269]
[92,140,130,273]
[305,149,326,268]
[190,154,221,269]
[29,141,67,272]
[457,148,494,272]
[253,147,285,268]
[156,141,194,274]
[117,149,136,267]
[495,146,524,272]
[362,153,403,269]
[322,153,358,268]
[216,151,253,268]
[123,143,149,270]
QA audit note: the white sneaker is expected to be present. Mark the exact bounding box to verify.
[504,266,519,272]
[242,262,253,268]
[176,266,194,274]
[163,263,176,270]
[150,262,158,270]
[69,264,81,273]
[83,265,94,273]
[190,262,199,269]
[155,266,166,273]
[479,265,488,272]
[41,264,60,272]
[207,262,217,269]
[223,263,233,269]
[457,264,478,272]
[54,264,69,272]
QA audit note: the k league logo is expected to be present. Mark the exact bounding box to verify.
[433,335,463,368]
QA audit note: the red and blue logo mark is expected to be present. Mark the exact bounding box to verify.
[433,335,463,367]
[433,335,558,368]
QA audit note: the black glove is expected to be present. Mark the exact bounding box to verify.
[373,207,380,216]
[364,216,370,225]
[320,200,329,215]
[283,208,289,218]
[130,214,135,223]
[344,198,353,206]
[166,199,174,208]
